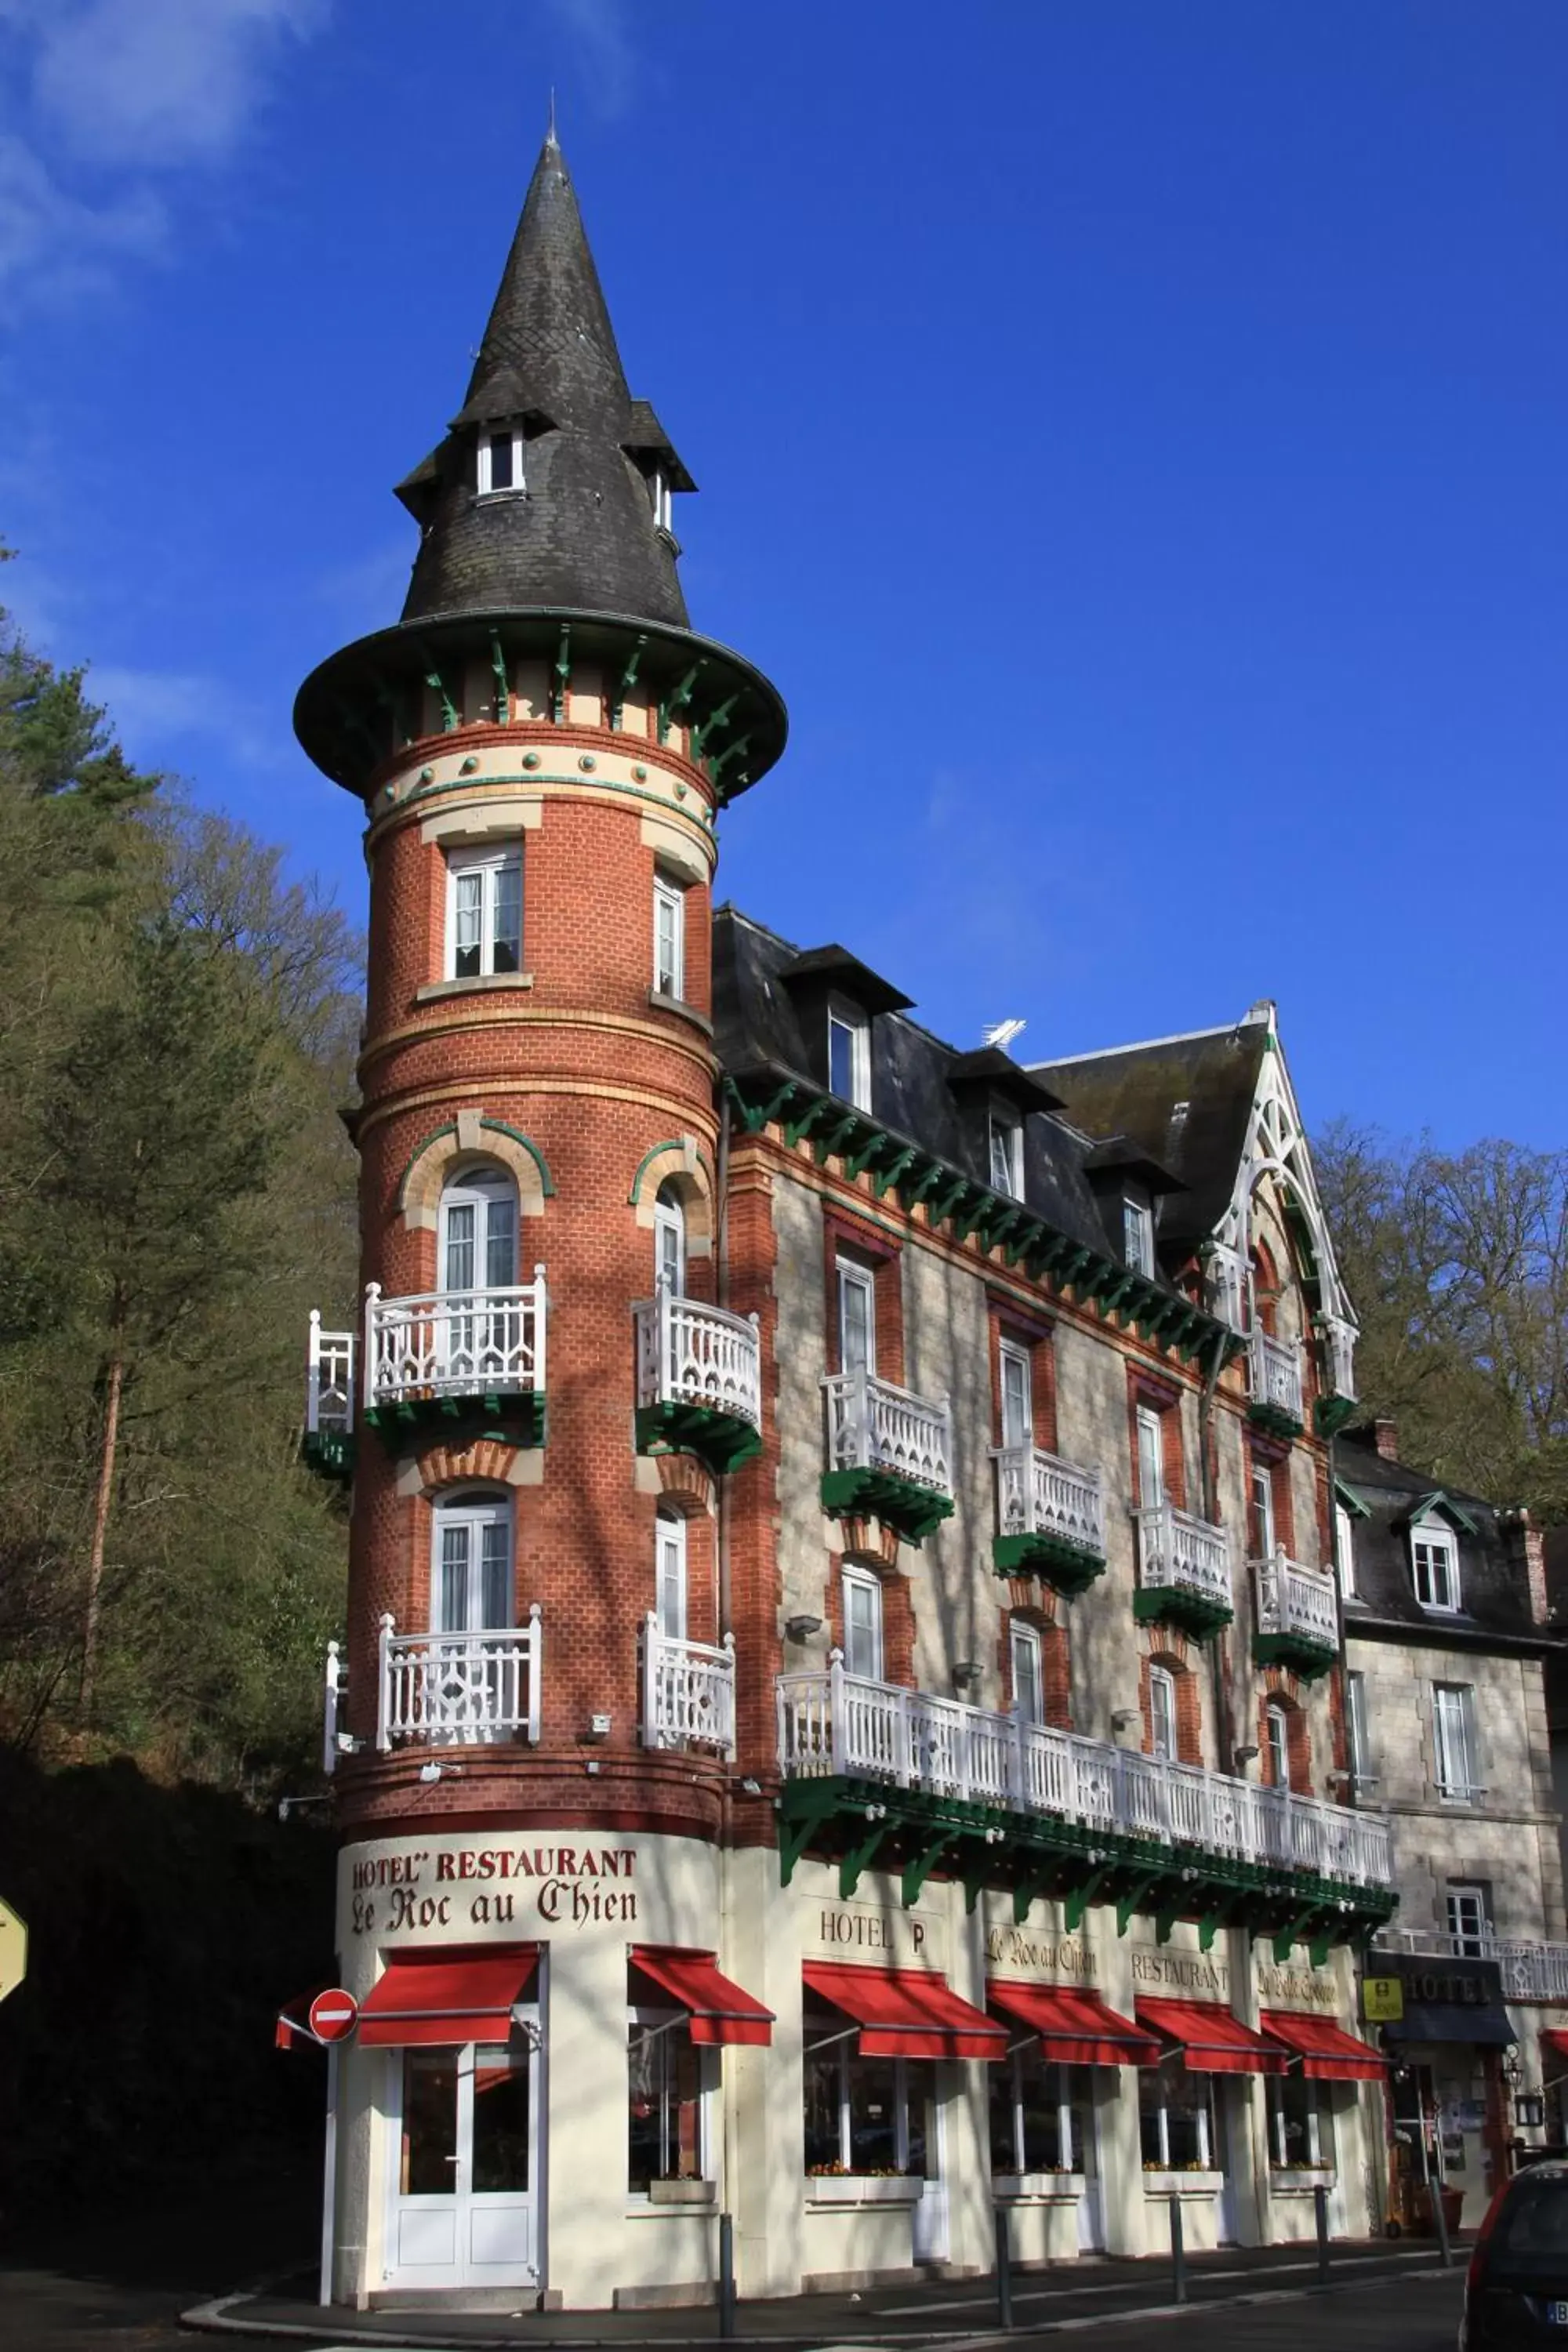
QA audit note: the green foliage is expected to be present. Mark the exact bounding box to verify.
[1316,1122,1568,1523]
[0,597,358,1783]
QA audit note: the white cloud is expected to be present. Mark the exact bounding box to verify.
[89,664,272,771]
[0,0,328,305]
[543,0,639,122]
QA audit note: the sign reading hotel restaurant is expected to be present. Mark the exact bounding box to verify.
[343,1837,646,1943]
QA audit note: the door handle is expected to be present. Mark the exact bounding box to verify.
[443,2155,460,2165]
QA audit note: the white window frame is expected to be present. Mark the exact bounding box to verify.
[836,1257,877,1379]
[989,1108,1023,1200]
[804,2038,919,2176]
[1335,1503,1359,1602]
[652,869,685,1000]
[826,998,871,1111]
[1249,1461,1276,1562]
[655,1507,688,1641]
[1265,1700,1290,1790]
[1412,1519,1461,1614]
[653,1183,686,1298]
[1135,1404,1167,1512]
[439,1165,519,1294]
[1149,1664,1178,1763]
[1345,1667,1375,1792]
[1123,1192,1155,1277]
[1432,1682,1480,1804]
[1268,2074,1330,2169]
[841,1565,884,1682]
[999,1338,1033,1450]
[477,425,526,496]
[1011,1621,1045,1728]
[431,1492,513,1634]
[626,2005,714,2190]
[648,466,673,533]
[1445,1882,1491,1956]
[446,843,523,981]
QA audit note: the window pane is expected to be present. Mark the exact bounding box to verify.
[802,2045,843,2171]
[437,1523,470,1632]
[1137,1409,1165,1508]
[1250,1466,1274,1558]
[828,1014,855,1101]
[443,1200,476,1292]
[1001,1348,1032,1447]
[846,2056,899,2172]
[844,1576,880,1679]
[401,2050,459,2194]
[1149,1669,1176,1762]
[1018,2049,1062,2171]
[1012,1627,1044,1726]
[839,1267,873,1375]
[655,1516,685,1638]
[472,2046,530,2191]
[485,1193,517,1290]
[1267,1707,1288,1788]
[988,2061,1021,2173]
[454,869,483,978]
[491,859,521,972]
[481,1520,510,1628]
[488,434,514,490]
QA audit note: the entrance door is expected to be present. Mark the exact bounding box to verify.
[908,2070,949,2265]
[387,2035,539,2289]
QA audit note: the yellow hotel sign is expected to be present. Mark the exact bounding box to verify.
[1362,1976,1404,2023]
[0,1898,27,2004]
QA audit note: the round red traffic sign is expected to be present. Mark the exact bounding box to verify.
[308,1987,358,2044]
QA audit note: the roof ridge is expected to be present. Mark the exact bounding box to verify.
[1031,1014,1264,1069]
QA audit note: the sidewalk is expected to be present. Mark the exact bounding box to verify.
[183,2235,1463,2347]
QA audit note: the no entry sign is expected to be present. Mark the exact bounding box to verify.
[309,1987,358,2044]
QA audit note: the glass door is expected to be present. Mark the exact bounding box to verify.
[387,2034,539,2288]
[439,1171,518,1387]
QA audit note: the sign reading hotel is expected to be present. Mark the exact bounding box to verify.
[796,1884,948,1973]
[343,1838,642,1942]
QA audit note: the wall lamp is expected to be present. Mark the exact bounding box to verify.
[785,1615,823,1643]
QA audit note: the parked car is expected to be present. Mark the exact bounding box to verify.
[1462,2160,1568,2347]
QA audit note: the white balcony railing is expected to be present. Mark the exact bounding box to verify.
[365,1272,546,1410]
[323,1639,344,1775]
[641,1613,735,1758]
[1319,1314,1358,1403]
[1136,1503,1232,1611]
[994,1443,1105,1558]
[307,1312,356,1438]
[1254,1549,1339,1652]
[822,1368,953,1496]
[1204,1243,1247,1333]
[1374,1928,1568,2005]
[778,1659,1395,1891]
[377,1608,542,1748]
[1249,1330,1304,1425]
[634,1294,761,1428]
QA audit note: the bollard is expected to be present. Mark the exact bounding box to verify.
[1169,2190,1187,2305]
[1314,2182,1330,2285]
[994,2202,1014,2330]
[718,2211,735,2339]
[1430,2180,1452,2270]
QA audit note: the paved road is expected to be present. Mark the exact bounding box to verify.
[0,2262,1467,2352]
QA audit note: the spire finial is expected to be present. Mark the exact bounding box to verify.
[546,87,557,147]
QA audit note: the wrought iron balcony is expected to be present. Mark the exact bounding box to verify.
[633,1294,763,1473]
[303,1312,356,1476]
[777,1660,1395,1902]
[1253,1548,1338,1675]
[641,1614,735,1758]
[821,1367,954,1543]
[1247,1330,1304,1437]
[1134,1503,1234,1635]
[992,1443,1106,1589]
[365,1272,547,1439]
[377,1609,543,1748]
[1374,1927,1568,2005]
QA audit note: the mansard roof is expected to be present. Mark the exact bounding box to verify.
[394,130,691,630]
[1335,1426,1554,1651]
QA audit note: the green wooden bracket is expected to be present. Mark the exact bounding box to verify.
[709,731,753,779]
[838,1822,887,1900]
[489,633,510,723]
[961,1861,989,1915]
[1272,1910,1318,1964]
[812,1111,861,1167]
[902,1835,956,1907]
[900,1159,946,1214]
[871,1145,918,1200]
[783,1097,829,1151]
[1058,1246,1094,1293]
[779,1809,825,1886]
[550,623,572,722]
[611,633,648,731]
[691,692,739,759]
[1011,1861,1059,1927]
[980,1204,1025,1254]
[1308,1931,1332,1969]
[423,670,459,732]
[844,1129,890,1183]
[1062,1866,1111,1934]
[1154,1904,1181,1945]
[927,1174,969,1230]
[1116,1872,1161,1936]
[1097,1272,1138,1319]
[740,1080,800,1135]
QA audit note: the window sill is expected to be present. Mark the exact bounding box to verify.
[634,2180,717,2209]
[647,987,713,1036]
[1142,2172,1223,2197]
[1269,2169,1337,2195]
[416,973,535,1004]
[1436,1787,1486,1806]
[804,2176,921,2209]
[993,2173,1086,2203]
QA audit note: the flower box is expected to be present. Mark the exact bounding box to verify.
[648,2178,717,2207]
[1142,2170,1223,2198]
[1269,2167,1337,2196]
[993,2172,1086,2204]
[804,2174,921,2209]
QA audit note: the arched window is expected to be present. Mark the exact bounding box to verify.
[1148,1664,1178,1762]
[655,1507,688,1639]
[653,1180,686,1298]
[1265,1700,1290,1790]
[431,1490,512,1632]
[440,1165,518,1295]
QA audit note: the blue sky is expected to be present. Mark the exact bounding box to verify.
[2,1,1563,1147]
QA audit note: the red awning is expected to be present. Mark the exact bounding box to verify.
[358,1946,539,2047]
[1541,2029,1568,2079]
[631,1947,774,2047]
[1260,2009,1387,2081]
[988,1980,1161,2068]
[1136,1997,1288,2075]
[803,1962,1007,2061]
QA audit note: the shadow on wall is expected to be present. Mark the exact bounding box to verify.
[0,1749,336,2285]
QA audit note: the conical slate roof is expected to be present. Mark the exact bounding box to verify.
[396,132,691,629]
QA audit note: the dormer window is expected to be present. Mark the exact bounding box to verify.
[826,1000,870,1112]
[648,465,673,533]
[1123,1192,1155,1277]
[1412,1519,1461,1613]
[989,1109,1023,1199]
[477,426,525,496]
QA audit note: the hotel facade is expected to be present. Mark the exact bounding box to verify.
[283,132,1548,2310]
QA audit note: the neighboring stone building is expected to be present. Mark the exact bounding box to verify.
[287,129,1424,2311]
[1337,1421,1568,2224]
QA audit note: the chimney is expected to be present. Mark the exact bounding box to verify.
[1373,1417,1399,1462]
[1503,1507,1549,1627]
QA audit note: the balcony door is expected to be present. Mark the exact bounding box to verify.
[434,1496,513,1636]
[439,1169,519,1388]
[842,1566,884,1681]
[655,1506,688,1641]
[1000,1341,1032,1450]
[837,1259,877,1377]
[1136,1406,1166,1512]
[387,2034,539,2290]
[653,1182,686,1299]
[1249,1462,1276,1561]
